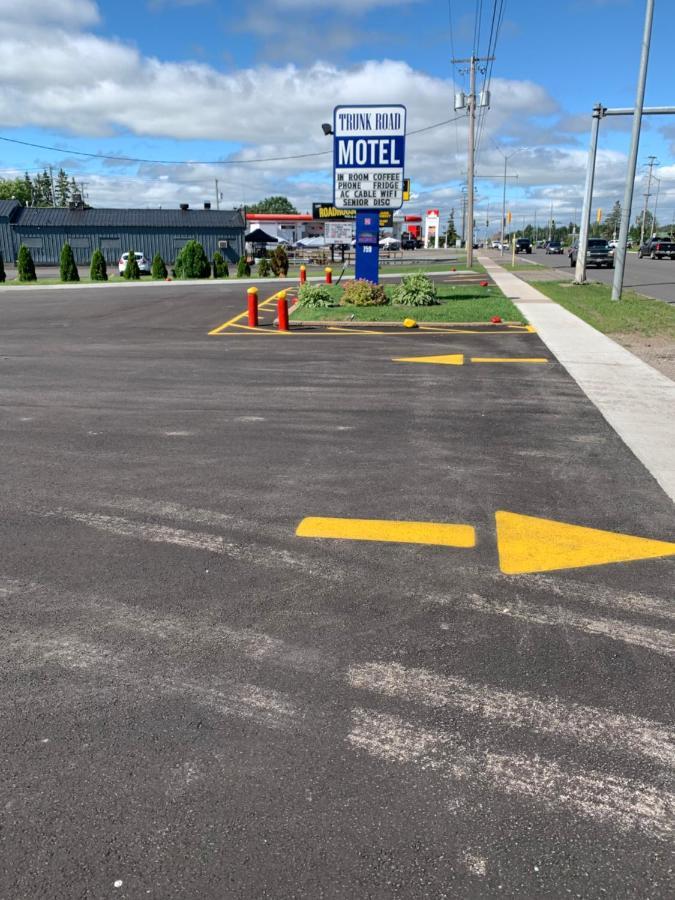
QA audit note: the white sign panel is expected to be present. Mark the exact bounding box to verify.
[333,105,406,211]
[325,222,354,243]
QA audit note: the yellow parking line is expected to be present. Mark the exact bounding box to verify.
[470,357,549,364]
[297,516,476,548]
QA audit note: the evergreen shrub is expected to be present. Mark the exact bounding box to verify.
[236,256,251,278]
[123,250,141,280]
[89,249,108,281]
[17,245,37,282]
[151,253,168,280]
[60,243,80,282]
[212,252,229,278]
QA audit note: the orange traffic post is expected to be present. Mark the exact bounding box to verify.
[325,267,332,284]
[247,287,259,327]
[299,264,307,284]
[277,291,289,332]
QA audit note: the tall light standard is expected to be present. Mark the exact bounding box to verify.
[652,175,661,234]
[494,144,526,255]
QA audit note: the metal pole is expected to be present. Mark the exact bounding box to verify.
[612,0,655,301]
[653,177,661,231]
[639,156,656,246]
[575,103,603,284]
[215,179,220,210]
[500,155,507,255]
[466,57,476,267]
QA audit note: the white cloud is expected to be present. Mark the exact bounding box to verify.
[0,0,99,25]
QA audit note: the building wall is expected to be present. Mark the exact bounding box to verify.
[9,225,244,266]
[0,221,14,263]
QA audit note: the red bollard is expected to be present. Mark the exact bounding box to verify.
[247,287,259,327]
[325,267,332,284]
[277,292,289,332]
[299,264,307,284]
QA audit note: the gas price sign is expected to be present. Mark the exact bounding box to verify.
[333,105,406,211]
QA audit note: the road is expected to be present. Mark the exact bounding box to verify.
[504,248,675,303]
[0,281,673,898]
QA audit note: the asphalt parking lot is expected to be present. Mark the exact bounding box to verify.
[1,282,673,898]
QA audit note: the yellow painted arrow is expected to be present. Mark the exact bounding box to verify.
[495,511,675,575]
[392,354,548,365]
[296,512,675,574]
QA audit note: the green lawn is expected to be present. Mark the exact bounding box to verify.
[502,261,544,272]
[292,283,525,323]
[534,281,675,338]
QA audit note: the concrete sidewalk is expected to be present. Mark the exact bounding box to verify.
[479,254,675,503]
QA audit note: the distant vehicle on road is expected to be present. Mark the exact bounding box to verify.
[569,238,614,269]
[118,251,151,275]
[491,240,501,249]
[515,238,532,254]
[638,237,675,260]
[546,241,563,254]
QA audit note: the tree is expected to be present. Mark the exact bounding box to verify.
[90,249,108,281]
[17,245,37,282]
[55,169,71,208]
[269,244,289,276]
[631,210,654,243]
[59,243,79,282]
[445,209,458,245]
[0,177,32,205]
[212,251,229,278]
[123,250,141,280]
[257,257,271,277]
[0,251,5,283]
[34,170,53,207]
[604,201,622,239]
[247,196,298,214]
[236,256,251,278]
[174,240,210,278]
[151,253,168,280]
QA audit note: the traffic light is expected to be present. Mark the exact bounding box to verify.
[596,208,603,224]
[403,178,411,201]
[507,211,512,224]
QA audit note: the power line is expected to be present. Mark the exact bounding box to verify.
[0,117,466,169]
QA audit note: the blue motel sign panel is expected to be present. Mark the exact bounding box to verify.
[333,105,406,211]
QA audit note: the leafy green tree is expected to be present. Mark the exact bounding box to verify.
[603,201,622,239]
[236,256,251,278]
[17,245,37,282]
[212,251,229,278]
[257,257,272,277]
[445,209,458,245]
[174,240,210,278]
[90,249,108,281]
[247,196,298,214]
[151,253,168,280]
[0,177,32,204]
[55,169,71,208]
[269,244,289,276]
[0,251,5,283]
[59,243,79,282]
[123,250,141,280]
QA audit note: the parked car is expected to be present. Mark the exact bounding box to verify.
[515,238,532,254]
[118,251,151,275]
[569,238,614,268]
[638,237,675,260]
[546,240,563,254]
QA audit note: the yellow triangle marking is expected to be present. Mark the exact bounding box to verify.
[470,357,549,364]
[392,354,465,365]
[496,511,675,575]
[297,516,475,548]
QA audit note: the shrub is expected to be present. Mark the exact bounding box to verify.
[340,279,388,307]
[17,245,37,282]
[236,256,251,278]
[175,240,210,279]
[89,249,108,281]
[391,272,439,306]
[270,244,289,277]
[123,250,141,280]
[151,253,168,280]
[59,243,80,282]
[0,251,5,283]
[257,257,272,277]
[297,283,334,308]
[212,251,229,279]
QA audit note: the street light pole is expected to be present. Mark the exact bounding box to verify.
[575,102,603,284]
[639,156,658,246]
[495,145,525,256]
[612,0,655,301]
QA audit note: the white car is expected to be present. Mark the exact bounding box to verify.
[118,251,151,275]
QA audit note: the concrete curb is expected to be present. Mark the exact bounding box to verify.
[479,254,675,503]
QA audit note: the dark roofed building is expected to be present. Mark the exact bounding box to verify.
[0,200,22,262]
[1,204,245,265]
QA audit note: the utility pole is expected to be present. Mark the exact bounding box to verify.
[453,55,494,267]
[639,156,657,246]
[612,0,655,301]
[493,145,524,256]
[215,179,220,210]
[652,176,661,232]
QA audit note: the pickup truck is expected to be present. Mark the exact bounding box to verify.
[638,237,675,260]
[515,238,532,254]
[569,238,614,268]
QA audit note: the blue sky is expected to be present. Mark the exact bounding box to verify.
[0,0,673,226]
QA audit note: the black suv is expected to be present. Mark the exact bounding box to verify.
[515,238,532,254]
[569,238,613,268]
